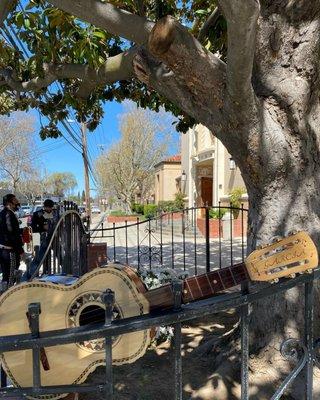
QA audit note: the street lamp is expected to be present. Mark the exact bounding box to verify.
[229,157,236,171]
[181,170,187,193]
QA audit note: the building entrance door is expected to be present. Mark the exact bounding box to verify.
[201,177,213,207]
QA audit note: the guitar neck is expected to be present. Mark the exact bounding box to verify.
[145,262,249,312]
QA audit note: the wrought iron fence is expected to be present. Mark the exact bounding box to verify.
[29,201,89,279]
[0,270,318,399]
[90,205,248,275]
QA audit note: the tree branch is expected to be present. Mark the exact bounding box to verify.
[1,50,135,97]
[77,48,136,98]
[134,0,145,17]
[198,7,221,43]
[217,0,260,100]
[147,16,226,120]
[48,0,153,44]
[0,66,56,92]
[133,48,226,132]
[0,0,15,27]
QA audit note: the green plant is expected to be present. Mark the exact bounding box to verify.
[157,200,177,213]
[174,192,186,211]
[157,193,186,214]
[143,204,158,219]
[229,187,246,218]
[109,210,127,216]
[209,207,228,219]
[132,203,144,214]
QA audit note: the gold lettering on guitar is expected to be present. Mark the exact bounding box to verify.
[265,249,307,269]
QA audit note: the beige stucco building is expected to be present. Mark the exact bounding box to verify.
[181,124,247,208]
[154,155,181,204]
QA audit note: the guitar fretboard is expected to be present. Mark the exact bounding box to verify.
[146,262,249,312]
[182,262,248,303]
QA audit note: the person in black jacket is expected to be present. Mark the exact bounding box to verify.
[31,199,56,234]
[23,199,58,281]
[0,194,24,284]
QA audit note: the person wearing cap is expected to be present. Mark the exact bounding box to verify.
[23,199,59,281]
[31,199,56,235]
[0,194,24,284]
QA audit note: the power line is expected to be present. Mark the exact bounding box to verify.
[4,16,84,148]
[17,0,84,148]
[2,16,99,188]
[1,24,84,155]
[30,142,68,161]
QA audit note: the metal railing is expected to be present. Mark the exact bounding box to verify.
[0,270,318,399]
[30,202,89,279]
[90,205,248,275]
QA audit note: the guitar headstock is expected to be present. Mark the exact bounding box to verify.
[245,231,318,282]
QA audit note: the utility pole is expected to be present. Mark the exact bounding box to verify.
[81,122,91,226]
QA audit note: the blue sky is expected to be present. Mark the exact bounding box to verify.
[33,101,180,195]
[34,101,123,194]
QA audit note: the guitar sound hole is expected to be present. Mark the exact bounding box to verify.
[79,305,105,326]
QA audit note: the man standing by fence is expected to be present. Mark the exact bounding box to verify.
[0,194,24,288]
[23,199,59,280]
[31,199,57,239]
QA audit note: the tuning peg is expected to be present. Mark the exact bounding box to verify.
[257,243,267,249]
[307,269,313,274]
[271,236,283,243]
[270,278,279,284]
[290,273,296,278]
[287,229,298,236]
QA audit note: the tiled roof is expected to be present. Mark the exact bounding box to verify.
[164,154,181,162]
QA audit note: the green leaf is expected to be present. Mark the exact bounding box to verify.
[24,18,31,29]
[92,30,107,40]
[194,9,208,16]
[15,12,24,28]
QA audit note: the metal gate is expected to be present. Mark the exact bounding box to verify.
[90,205,248,275]
[30,201,89,278]
[0,271,318,399]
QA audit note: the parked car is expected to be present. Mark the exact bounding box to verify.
[78,206,85,215]
[16,209,25,218]
[91,206,101,214]
[21,205,32,216]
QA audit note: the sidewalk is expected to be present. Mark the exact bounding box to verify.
[92,219,247,275]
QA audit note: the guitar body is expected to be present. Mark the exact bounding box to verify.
[0,265,150,399]
[0,231,317,400]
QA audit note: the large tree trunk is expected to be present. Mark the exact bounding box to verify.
[243,1,320,349]
[191,3,320,395]
[247,178,320,347]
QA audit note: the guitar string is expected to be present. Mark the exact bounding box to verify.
[33,265,299,327]
[47,259,306,325]
[73,265,248,321]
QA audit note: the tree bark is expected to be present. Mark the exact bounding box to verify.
[49,0,153,45]
[0,0,14,27]
[183,5,320,396]
[0,50,136,98]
